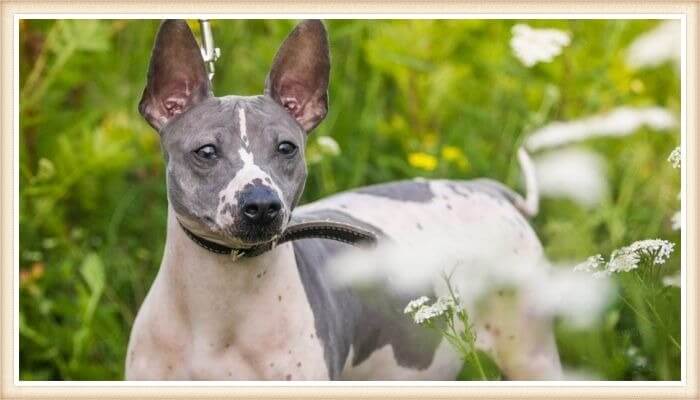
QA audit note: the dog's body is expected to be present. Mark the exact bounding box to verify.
[126,20,562,381]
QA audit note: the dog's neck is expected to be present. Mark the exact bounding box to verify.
[159,206,307,341]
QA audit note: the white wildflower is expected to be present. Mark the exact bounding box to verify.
[574,254,605,273]
[410,295,460,325]
[625,239,674,265]
[525,107,677,151]
[616,240,673,272]
[626,20,680,69]
[413,304,441,324]
[316,136,341,156]
[671,210,681,230]
[403,296,430,314]
[668,146,681,169]
[534,148,608,208]
[663,273,681,288]
[607,239,674,273]
[434,295,459,313]
[510,24,571,67]
[576,239,675,277]
[607,248,643,273]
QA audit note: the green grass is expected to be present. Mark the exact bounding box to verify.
[19,19,680,380]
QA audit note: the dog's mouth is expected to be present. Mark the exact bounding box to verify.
[227,224,284,248]
[178,214,285,249]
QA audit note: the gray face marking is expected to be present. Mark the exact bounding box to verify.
[291,208,440,379]
[355,181,435,203]
[161,95,308,246]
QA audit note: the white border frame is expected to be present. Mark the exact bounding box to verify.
[12,12,688,388]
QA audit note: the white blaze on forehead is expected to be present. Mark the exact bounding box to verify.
[238,107,249,148]
[215,108,287,229]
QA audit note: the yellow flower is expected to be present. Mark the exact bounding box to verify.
[441,146,463,161]
[408,152,438,171]
[441,145,469,171]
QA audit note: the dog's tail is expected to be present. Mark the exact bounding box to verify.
[469,147,539,218]
[515,147,539,218]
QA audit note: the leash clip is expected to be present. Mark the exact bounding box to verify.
[230,249,244,262]
[199,19,221,81]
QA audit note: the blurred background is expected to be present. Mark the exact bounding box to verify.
[19,19,681,380]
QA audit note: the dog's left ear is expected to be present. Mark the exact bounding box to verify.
[139,20,212,132]
[265,20,330,133]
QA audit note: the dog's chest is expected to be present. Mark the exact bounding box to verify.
[126,241,329,380]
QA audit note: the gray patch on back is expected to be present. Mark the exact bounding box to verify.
[449,179,531,216]
[291,208,441,379]
[356,180,434,203]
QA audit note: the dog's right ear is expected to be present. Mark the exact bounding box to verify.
[139,19,212,131]
[265,20,330,134]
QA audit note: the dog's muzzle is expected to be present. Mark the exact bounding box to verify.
[239,185,283,225]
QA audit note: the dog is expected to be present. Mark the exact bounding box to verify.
[125,19,562,380]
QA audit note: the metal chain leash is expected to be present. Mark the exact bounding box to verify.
[198,19,220,81]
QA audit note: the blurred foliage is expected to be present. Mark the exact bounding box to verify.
[19,19,680,380]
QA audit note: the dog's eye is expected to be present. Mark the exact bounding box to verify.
[277,141,298,156]
[195,145,217,160]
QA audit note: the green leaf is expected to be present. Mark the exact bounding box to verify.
[457,350,503,381]
[80,252,104,295]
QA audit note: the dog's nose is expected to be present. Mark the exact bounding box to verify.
[240,186,282,224]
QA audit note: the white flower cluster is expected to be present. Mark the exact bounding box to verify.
[404,295,460,325]
[668,146,681,169]
[403,296,430,314]
[573,254,605,273]
[510,24,571,67]
[574,239,675,278]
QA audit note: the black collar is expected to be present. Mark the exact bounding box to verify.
[178,218,379,259]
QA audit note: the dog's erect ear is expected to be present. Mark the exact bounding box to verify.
[265,20,330,133]
[139,20,212,131]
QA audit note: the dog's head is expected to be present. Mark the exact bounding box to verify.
[139,20,330,248]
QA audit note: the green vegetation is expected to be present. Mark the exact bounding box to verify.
[19,19,680,380]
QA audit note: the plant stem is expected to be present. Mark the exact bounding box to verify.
[469,346,488,381]
[618,293,681,351]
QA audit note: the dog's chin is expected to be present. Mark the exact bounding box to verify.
[228,224,285,248]
[230,234,278,248]
[190,228,282,249]
[177,219,281,250]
